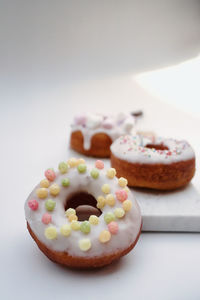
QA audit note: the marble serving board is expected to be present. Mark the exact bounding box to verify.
[134,178,200,232]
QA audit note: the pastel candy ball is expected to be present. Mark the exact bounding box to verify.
[68,158,77,168]
[118,177,128,187]
[124,187,130,193]
[45,169,56,181]
[97,196,106,209]
[58,162,68,174]
[99,230,111,243]
[74,114,87,126]
[104,212,115,224]
[45,199,56,211]
[76,158,85,165]
[28,199,39,211]
[80,221,91,234]
[86,115,102,129]
[106,168,116,179]
[49,184,60,196]
[42,213,52,224]
[40,179,50,188]
[68,214,78,222]
[71,220,81,231]
[65,208,76,217]
[108,221,118,234]
[36,188,48,199]
[116,112,127,123]
[115,190,128,202]
[114,208,125,218]
[123,117,134,132]
[45,226,57,240]
[77,164,87,173]
[89,215,99,225]
[60,224,71,236]
[90,168,99,179]
[79,238,91,251]
[62,178,70,187]
[95,160,104,169]
[101,184,110,194]
[122,200,132,212]
[105,194,115,207]
[102,120,113,129]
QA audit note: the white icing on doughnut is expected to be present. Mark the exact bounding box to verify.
[111,135,195,164]
[25,162,142,258]
[71,113,136,150]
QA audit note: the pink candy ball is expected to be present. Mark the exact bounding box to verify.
[42,213,52,224]
[95,160,104,169]
[45,169,56,181]
[28,199,39,211]
[108,221,118,234]
[115,190,128,202]
[74,114,87,126]
[102,120,113,129]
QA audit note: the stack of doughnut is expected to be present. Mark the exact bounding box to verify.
[25,158,142,268]
[70,112,136,157]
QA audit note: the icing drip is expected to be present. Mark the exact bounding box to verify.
[71,113,136,150]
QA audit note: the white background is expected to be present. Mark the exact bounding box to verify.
[1,1,200,300]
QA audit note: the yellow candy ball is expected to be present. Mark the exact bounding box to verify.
[49,184,60,196]
[122,200,132,212]
[118,177,128,187]
[105,194,116,207]
[99,230,111,243]
[70,220,81,231]
[124,187,130,193]
[60,224,71,236]
[68,158,77,167]
[36,188,48,199]
[106,168,116,179]
[40,179,50,188]
[101,184,110,194]
[76,158,85,166]
[97,196,106,209]
[45,226,57,240]
[65,208,76,217]
[68,214,78,222]
[89,215,99,225]
[114,208,125,218]
[79,238,91,251]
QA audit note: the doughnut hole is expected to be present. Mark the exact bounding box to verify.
[145,143,169,151]
[65,192,102,221]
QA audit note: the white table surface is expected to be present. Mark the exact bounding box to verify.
[1,78,200,300]
[1,1,200,299]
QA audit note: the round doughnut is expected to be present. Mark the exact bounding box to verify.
[110,135,195,190]
[70,112,136,157]
[25,158,142,268]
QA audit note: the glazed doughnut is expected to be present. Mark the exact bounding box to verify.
[111,135,195,190]
[70,112,136,157]
[25,158,142,268]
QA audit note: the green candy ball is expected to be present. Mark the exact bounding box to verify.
[45,199,56,211]
[80,221,91,234]
[58,162,68,174]
[77,164,87,174]
[104,212,115,224]
[62,178,70,187]
[90,168,99,179]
